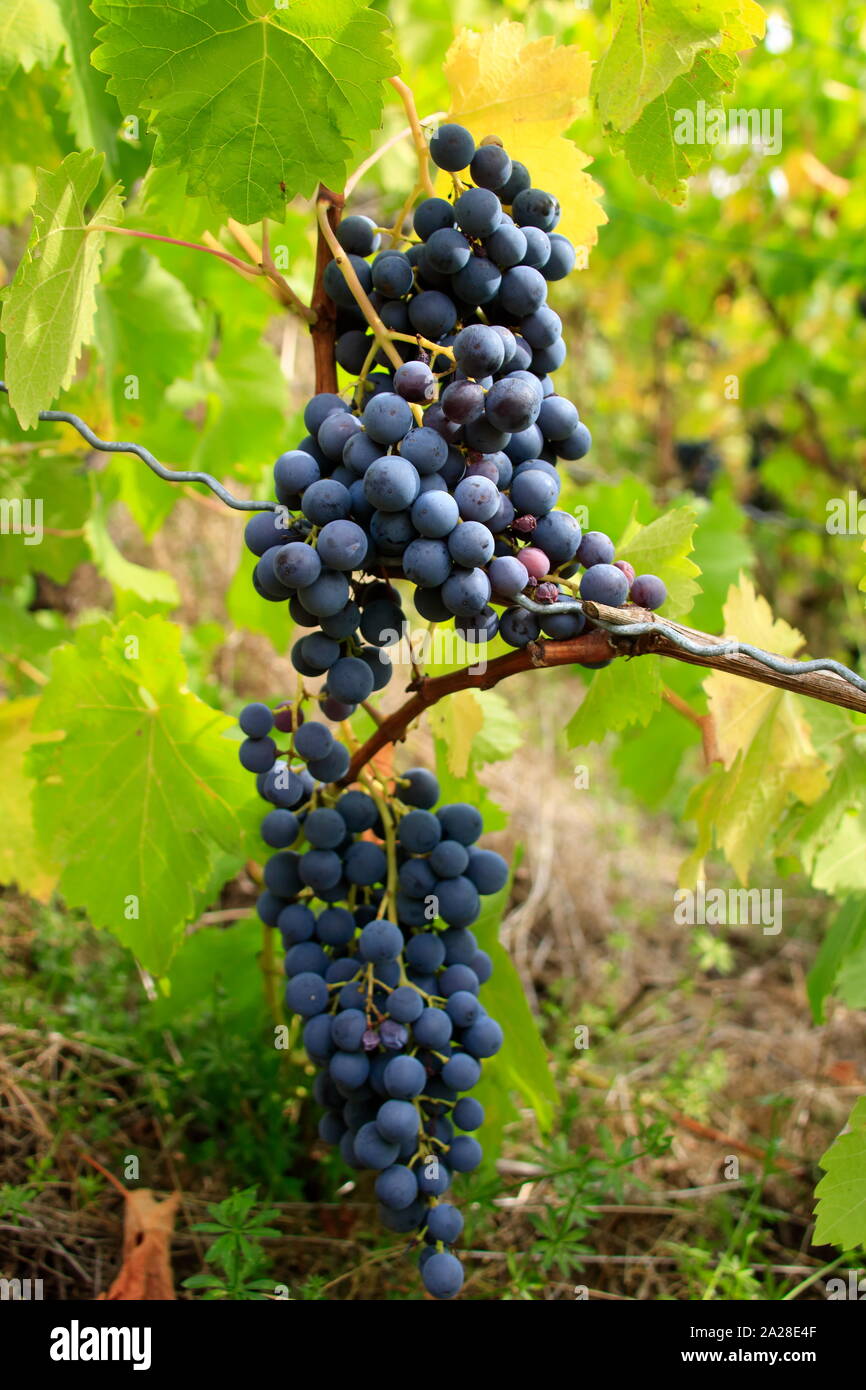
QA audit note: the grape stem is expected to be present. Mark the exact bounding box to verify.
[339,599,866,784]
[85,223,317,323]
[311,187,344,394]
[389,77,437,199]
[359,770,400,918]
[315,195,404,372]
[383,79,438,245]
[662,686,720,766]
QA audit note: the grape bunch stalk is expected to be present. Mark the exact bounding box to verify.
[239,121,668,1299]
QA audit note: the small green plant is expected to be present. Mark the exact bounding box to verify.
[183,1187,281,1300]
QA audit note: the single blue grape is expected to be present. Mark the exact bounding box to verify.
[239,702,274,739]
[285,972,329,1017]
[315,519,368,571]
[630,574,667,610]
[343,840,388,886]
[499,265,548,317]
[376,1098,420,1145]
[441,1051,482,1091]
[399,426,449,475]
[426,1203,464,1244]
[451,257,502,306]
[331,1010,368,1052]
[277,901,315,943]
[579,563,629,607]
[412,1006,453,1049]
[512,187,561,232]
[462,1016,504,1058]
[429,839,470,879]
[465,847,509,894]
[408,290,458,339]
[239,736,277,773]
[354,1121,400,1170]
[364,456,420,512]
[359,919,404,963]
[542,232,576,280]
[405,932,446,971]
[437,802,483,845]
[429,123,475,172]
[453,1096,484,1130]
[413,197,456,239]
[387,986,425,1023]
[402,538,453,588]
[448,1135,483,1172]
[453,324,505,378]
[398,809,443,854]
[454,187,502,239]
[336,214,380,256]
[375,1164,420,1211]
[384,1054,426,1099]
[425,226,472,273]
[498,607,541,648]
[411,490,460,539]
[439,962,480,997]
[487,554,529,598]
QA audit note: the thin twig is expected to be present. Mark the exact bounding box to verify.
[315,195,403,372]
[310,187,343,394]
[389,77,436,197]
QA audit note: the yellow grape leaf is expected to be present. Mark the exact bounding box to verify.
[443,22,606,254]
[682,576,829,882]
[706,575,806,767]
[0,697,59,902]
[427,690,484,779]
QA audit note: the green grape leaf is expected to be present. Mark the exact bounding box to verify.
[618,503,701,617]
[592,0,742,132]
[614,52,739,204]
[814,1096,866,1251]
[147,915,265,1030]
[162,331,289,483]
[56,0,124,173]
[1,150,123,429]
[567,654,663,747]
[427,691,485,779]
[109,452,186,541]
[96,246,207,407]
[808,898,866,1024]
[471,690,524,766]
[612,695,697,806]
[592,0,765,201]
[84,499,180,612]
[472,869,557,1134]
[91,0,397,224]
[0,597,66,697]
[797,754,866,897]
[0,0,66,80]
[29,613,257,974]
[0,697,59,902]
[0,453,91,583]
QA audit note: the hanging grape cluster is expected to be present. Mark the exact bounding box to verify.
[238,701,507,1300]
[240,121,668,1298]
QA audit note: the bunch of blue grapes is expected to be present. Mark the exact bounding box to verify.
[238,701,508,1300]
[243,120,666,713]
